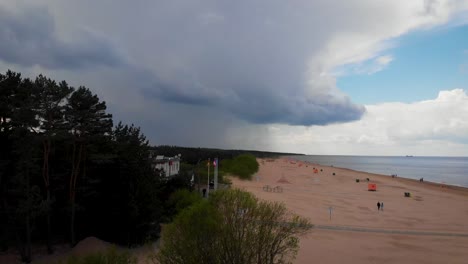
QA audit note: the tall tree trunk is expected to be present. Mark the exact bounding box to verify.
[70,142,83,247]
[24,167,31,263]
[15,225,26,263]
[42,139,53,254]
[70,196,75,247]
[25,212,31,263]
[69,141,76,247]
[46,189,52,253]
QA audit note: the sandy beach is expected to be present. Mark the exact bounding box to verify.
[230,158,468,264]
[2,157,466,264]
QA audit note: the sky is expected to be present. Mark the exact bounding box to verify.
[1,0,468,156]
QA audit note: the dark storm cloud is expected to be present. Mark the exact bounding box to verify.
[0,6,124,69]
[141,76,365,126]
[0,0,465,153]
[0,1,368,127]
[117,0,369,126]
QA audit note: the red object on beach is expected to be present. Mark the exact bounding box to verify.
[368,183,377,191]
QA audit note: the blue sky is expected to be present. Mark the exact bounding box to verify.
[338,25,468,104]
[1,1,468,156]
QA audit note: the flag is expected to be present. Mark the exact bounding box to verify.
[213,159,217,167]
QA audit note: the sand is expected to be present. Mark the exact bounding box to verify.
[230,158,468,264]
[2,157,467,263]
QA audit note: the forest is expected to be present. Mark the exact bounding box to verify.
[0,70,299,263]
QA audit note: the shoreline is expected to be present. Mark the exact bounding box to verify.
[231,157,468,264]
[283,156,468,191]
[327,164,468,194]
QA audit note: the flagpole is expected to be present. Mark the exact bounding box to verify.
[207,158,210,198]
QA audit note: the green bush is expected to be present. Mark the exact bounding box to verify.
[156,189,311,264]
[59,247,136,264]
[221,154,259,180]
[195,154,259,183]
[165,189,202,221]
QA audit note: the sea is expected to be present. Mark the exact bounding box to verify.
[287,155,468,188]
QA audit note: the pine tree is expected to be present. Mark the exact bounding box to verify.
[35,75,74,253]
[2,73,43,263]
[111,122,162,244]
[65,87,112,246]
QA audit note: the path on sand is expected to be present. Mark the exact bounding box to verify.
[313,224,468,237]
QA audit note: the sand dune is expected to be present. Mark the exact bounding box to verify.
[231,158,468,264]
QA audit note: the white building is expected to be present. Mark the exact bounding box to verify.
[151,154,181,177]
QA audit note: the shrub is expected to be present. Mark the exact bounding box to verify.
[221,154,259,180]
[156,189,311,264]
[165,189,202,221]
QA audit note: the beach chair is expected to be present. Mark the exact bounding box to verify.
[273,186,283,193]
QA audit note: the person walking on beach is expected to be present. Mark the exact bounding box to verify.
[381,202,384,211]
[377,202,381,211]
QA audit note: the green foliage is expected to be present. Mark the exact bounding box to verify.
[151,145,302,165]
[221,154,259,180]
[156,201,221,264]
[165,189,202,221]
[1,70,296,262]
[65,86,114,246]
[156,189,311,264]
[1,71,45,262]
[195,160,229,185]
[0,70,165,258]
[92,122,163,245]
[60,247,136,264]
[159,163,196,206]
[194,154,258,184]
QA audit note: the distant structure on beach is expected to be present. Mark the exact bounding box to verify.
[151,154,181,177]
[405,155,414,157]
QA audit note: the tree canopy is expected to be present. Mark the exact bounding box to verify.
[156,189,311,264]
[0,70,301,263]
[0,70,166,262]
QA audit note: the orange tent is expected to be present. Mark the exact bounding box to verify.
[368,183,377,191]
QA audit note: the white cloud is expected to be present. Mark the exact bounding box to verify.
[333,54,395,76]
[306,0,466,81]
[1,1,468,153]
[364,55,395,74]
[376,55,394,66]
[267,89,468,156]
